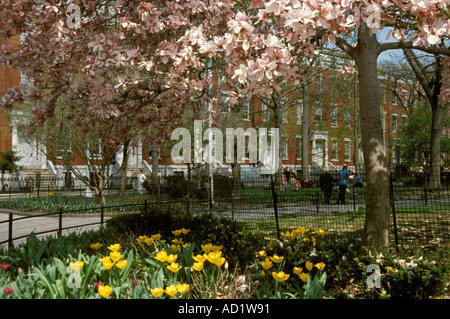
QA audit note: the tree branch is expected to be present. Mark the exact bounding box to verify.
[378,41,450,57]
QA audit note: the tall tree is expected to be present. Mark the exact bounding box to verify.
[217,0,449,249]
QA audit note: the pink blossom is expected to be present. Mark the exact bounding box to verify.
[0,264,9,271]
[4,287,13,295]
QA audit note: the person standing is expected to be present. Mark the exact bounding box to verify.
[319,167,334,204]
[337,164,350,204]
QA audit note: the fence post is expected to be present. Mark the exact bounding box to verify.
[8,213,13,251]
[144,200,147,214]
[100,204,104,228]
[390,175,399,252]
[58,207,63,237]
[270,174,280,240]
[423,185,427,205]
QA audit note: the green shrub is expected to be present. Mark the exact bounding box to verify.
[105,207,263,268]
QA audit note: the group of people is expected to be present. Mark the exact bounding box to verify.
[281,168,315,191]
[319,164,363,204]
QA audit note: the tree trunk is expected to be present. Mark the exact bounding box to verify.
[302,83,310,179]
[273,95,283,186]
[151,144,159,190]
[354,24,390,249]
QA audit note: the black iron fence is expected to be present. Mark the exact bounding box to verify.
[1,172,449,251]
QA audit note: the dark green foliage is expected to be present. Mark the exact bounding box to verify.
[105,207,263,268]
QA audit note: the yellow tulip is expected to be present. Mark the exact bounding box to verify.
[151,234,161,241]
[177,283,190,294]
[272,271,290,282]
[172,229,182,236]
[305,261,313,272]
[211,245,223,252]
[100,257,114,270]
[192,261,204,271]
[166,254,178,263]
[172,238,183,245]
[90,243,103,250]
[299,272,309,283]
[201,244,213,253]
[315,262,325,271]
[269,255,284,264]
[193,254,207,263]
[167,262,182,273]
[260,258,273,270]
[69,261,84,272]
[107,244,121,252]
[137,235,148,242]
[151,287,164,298]
[110,251,123,263]
[181,228,190,235]
[258,250,267,257]
[315,229,326,237]
[213,257,226,267]
[98,285,112,298]
[165,285,178,297]
[144,237,154,246]
[170,244,181,252]
[155,251,168,263]
[116,260,127,269]
[293,267,303,276]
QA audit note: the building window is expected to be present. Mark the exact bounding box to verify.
[402,90,408,106]
[262,104,270,122]
[331,106,337,128]
[392,114,398,133]
[297,101,303,124]
[149,145,161,159]
[331,139,338,161]
[392,91,398,105]
[402,115,408,129]
[314,105,322,123]
[282,135,288,160]
[88,140,101,159]
[344,139,352,162]
[344,110,351,129]
[296,137,302,160]
[242,101,250,121]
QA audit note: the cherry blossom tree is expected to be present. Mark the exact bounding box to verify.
[0,0,234,202]
[216,0,449,248]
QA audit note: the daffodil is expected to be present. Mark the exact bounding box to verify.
[155,251,168,263]
[260,258,273,270]
[116,260,127,269]
[181,228,190,235]
[90,243,103,250]
[98,285,112,298]
[69,261,84,272]
[177,283,190,294]
[269,255,284,264]
[170,244,181,252]
[167,262,182,273]
[144,237,154,246]
[108,244,121,252]
[299,272,309,283]
[315,262,325,271]
[151,287,165,298]
[192,261,204,271]
[305,261,313,272]
[110,251,123,263]
[165,285,178,297]
[272,271,290,282]
[258,250,267,257]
